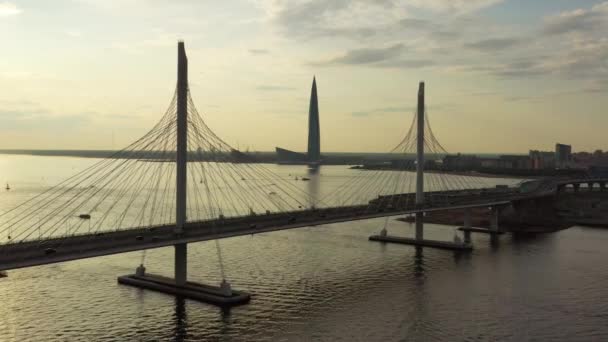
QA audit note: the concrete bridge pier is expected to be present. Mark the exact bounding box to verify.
[601,182,606,191]
[174,243,187,286]
[457,205,505,237]
[463,208,472,244]
[489,206,502,245]
[573,183,580,192]
[118,242,250,306]
[415,212,424,240]
[490,206,500,232]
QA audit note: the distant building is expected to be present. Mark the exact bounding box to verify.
[478,155,530,169]
[555,143,572,168]
[442,154,480,170]
[497,155,532,169]
[276,77,321,164]
[529,150,555,169]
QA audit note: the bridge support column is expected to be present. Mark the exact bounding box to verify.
[490,206,499,232]
[415,212,424,240]
[174,243,187,286]
[463,208,472,244]
[601,182,606,192]
[573,183,580,193]
[117,41,250,307]
[414,81,425,242]
[368,83,471,252]
[588,182,594,192]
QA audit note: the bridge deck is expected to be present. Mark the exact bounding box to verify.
[0,192,538,271]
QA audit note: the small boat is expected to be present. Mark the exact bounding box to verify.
[5,183,9,191]
[301,177,310,181]
[79,214,91,219]
[0,271,7,278]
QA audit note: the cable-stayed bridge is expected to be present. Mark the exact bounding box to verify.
[0,42,602,305]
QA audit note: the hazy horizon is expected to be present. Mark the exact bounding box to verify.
[1,0,607,153]
[0,148,527,156]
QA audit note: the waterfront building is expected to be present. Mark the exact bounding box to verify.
[556,143,572,168]
[529,150,556,169]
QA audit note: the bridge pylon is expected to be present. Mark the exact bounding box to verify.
[117,41,250,306]
[369,82,472,251]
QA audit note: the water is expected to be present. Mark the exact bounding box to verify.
[1,154,607,341]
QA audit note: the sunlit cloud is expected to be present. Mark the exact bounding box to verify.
[314,44,405,66]
[249,48,270,55]
[65,30,83,38]
[543,1,608,36]
[405,0,503,13]
[0,2,20,16]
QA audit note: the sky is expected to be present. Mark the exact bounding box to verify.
[0,0,607,153]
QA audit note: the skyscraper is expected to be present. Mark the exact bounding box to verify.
[275,76,322,164]
[555,143,572,168]
[307,77,320,162]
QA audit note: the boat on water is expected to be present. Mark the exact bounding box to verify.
[0,271,7,278]
[79,214,91,219]
[301,177,311,181]
[5,183,10,191]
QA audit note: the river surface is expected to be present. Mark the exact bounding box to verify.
[1,154,607,341]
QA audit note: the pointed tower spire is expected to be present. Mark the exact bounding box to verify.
[307,76,320,163]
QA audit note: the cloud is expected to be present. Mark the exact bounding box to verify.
[542,2,608,36]
[0,2,20,17]
[270,0,606,95]
[314,43,405,66]
[256,85,295,91]
[404,0,503,14]
[0,99,38,106]
[260,0,503,42]
[583,78,608,93]
[503,95,541,103]
[266,1,402,40]
[466,58,548,78]
[352,106,413,118]
[0,108,93,131]
[249,48,269,55]
[65,30,83,38]
[398,18,433,30]
[312,44,437,69]
[464,37,524,52]
[376,59,435,69]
